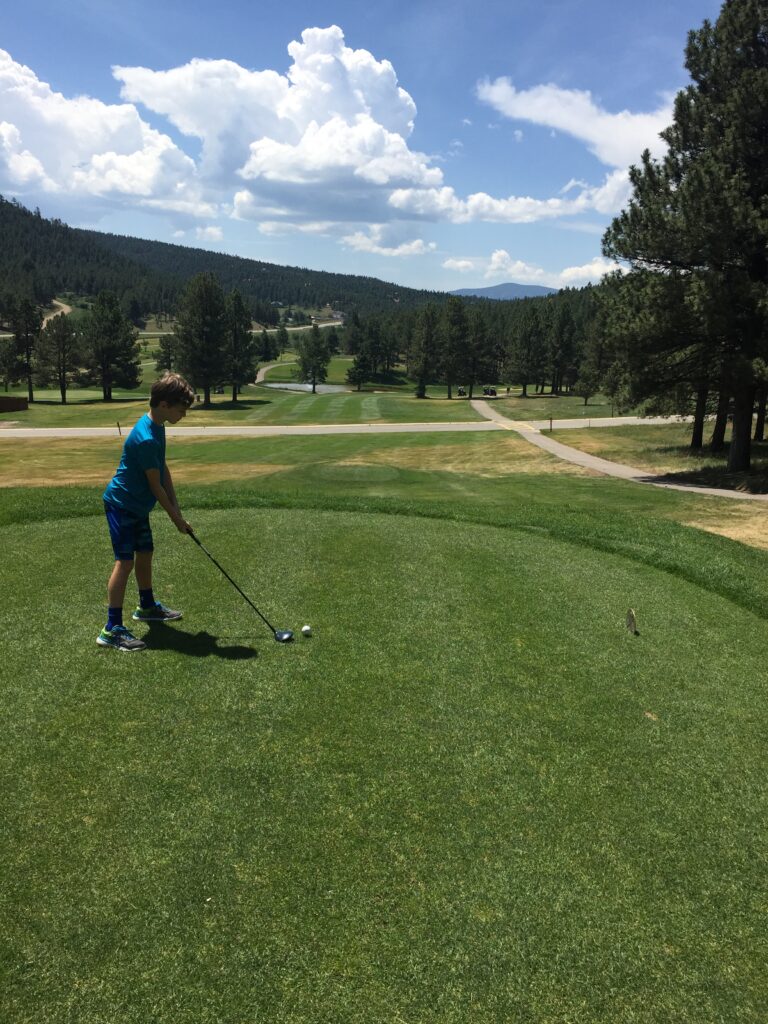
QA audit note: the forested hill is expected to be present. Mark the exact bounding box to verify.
[78,230,445,314]
[0,194,447,316]
[0,194,178,312]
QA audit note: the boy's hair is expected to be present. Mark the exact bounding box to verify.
[150,372,195,408]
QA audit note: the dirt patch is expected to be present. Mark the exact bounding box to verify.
[338,437,595,478]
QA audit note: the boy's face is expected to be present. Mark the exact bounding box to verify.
[161,401,190,424]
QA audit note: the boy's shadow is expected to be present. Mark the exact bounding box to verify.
[144,622,258,659]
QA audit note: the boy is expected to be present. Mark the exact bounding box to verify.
[98,372,195,651]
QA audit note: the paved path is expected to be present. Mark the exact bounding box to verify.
[0,422,503,439]
[471,401,768,503]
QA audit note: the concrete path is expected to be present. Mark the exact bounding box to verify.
[471,400,768,503]
[0,422,503,439]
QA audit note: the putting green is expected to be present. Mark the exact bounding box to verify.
[2,507,766,1023]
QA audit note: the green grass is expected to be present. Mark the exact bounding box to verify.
[2,478,768,1022]
[0,385,482,426]
[551,423,768,493]
[494,391,620,420]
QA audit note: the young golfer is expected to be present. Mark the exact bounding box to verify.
[98,372,195,651]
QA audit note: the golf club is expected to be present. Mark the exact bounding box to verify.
[188,528,294,643]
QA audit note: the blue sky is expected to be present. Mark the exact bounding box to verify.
[0,0,722,291]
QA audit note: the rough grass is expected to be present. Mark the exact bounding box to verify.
[551,423,768,494]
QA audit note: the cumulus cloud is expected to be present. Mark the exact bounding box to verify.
[443,258,475,272]
[484,249,621,287]
[342,225,436,257]
[389,168,631,224]
[0,49,209,214]
[196,225,223,241]
[476,78,671,168]
[114,25,435,227]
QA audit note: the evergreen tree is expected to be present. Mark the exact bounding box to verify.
[10,298,43,403]
[155,334,176,373]
[439,296,467,399]
[224,289,257,401]
[276,323,289,361]
[174,273,227,406]
[409,305,439,399]
[0,334,20,392]
[603,0,768,472]
[38,313,80,404]
[464,308,495,399]
[504,303,544,397]
[82,291,141,401]
[296,325,331,394]
[346,346,373,391]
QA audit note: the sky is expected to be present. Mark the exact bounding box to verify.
[0,0,724,292]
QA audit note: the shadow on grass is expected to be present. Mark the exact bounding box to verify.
[143,622,258,659]
[193,399,272,412]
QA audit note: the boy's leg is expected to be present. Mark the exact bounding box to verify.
[108,558,135,611]
[132,547,182,622]
[135,549,153,592]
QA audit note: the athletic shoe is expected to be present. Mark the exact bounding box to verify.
[132,601,183,622]
[97,625,147,651]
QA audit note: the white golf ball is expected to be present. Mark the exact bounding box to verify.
[301,624,312,637]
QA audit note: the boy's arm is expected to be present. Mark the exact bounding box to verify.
[163,462,180,511]
[145,467,191,533]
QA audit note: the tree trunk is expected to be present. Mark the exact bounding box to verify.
[232,384,237,402]
[727,385,755,472]
[753,386,766,442]
[60,383,67,404]
[520,381,528,397]
[690,385,708,450]
[203,384,211,407]
[709,389,729,452]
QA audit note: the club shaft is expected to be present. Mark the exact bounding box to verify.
[189,532,278,634]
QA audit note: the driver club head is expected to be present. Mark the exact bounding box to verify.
[274,630,294,643]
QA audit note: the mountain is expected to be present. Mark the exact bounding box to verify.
[450,282,557,300]
[77,232,446,315]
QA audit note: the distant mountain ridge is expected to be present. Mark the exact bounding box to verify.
[450,282,557,300]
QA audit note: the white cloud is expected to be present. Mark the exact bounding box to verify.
[196,225,223,241]
[513,129,523,143]
[483,249,621,287]
[0,49,208,214]
[389,168,631,224]
[342,225,436,257]
[476,78,671,168]
[115,25,434,227]
[443,258,475,272]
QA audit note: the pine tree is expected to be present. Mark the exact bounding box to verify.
[10,298,43,403]
[38,313,80,404]
[603,0,768,471]
[82,291,141,401]
[224,289,257,402]
[296,325,330,394]
[439,296,467,399]
[174,273,227,406]
[409,305,439,399]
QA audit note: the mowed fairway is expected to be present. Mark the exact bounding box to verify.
[2,480,768,1021]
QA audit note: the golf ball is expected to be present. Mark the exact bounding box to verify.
[302,625,312,637]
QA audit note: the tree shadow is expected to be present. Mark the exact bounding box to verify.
[143,622,258,659]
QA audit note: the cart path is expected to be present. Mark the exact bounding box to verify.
[0,421,504,438]
[471,400,768,503]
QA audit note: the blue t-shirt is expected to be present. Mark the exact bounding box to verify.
[103,413,166,517]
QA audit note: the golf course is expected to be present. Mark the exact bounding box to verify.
[2,389,767,1022]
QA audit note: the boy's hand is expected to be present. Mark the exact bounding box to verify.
[173,515,192,534]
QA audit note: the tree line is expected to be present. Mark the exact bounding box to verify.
[600,0,768,472]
